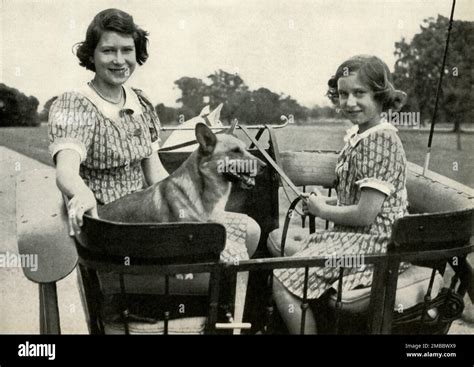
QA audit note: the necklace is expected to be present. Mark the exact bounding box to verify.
[89,81,124,105]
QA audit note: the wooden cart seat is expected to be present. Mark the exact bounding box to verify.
[326,265,444,313]
[267,228,444,313]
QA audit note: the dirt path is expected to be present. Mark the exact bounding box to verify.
[0,146,87,334]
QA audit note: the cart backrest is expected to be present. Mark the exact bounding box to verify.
[74,216,226,334]
[76,216,226,265]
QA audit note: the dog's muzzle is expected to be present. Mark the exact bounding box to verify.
[222,157,266,189]
[223,171,256,189]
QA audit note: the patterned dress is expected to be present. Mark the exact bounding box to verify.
[274,122,410,299]
[48,83,249,262]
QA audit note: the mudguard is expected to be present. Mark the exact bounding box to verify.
[16,168,78,284]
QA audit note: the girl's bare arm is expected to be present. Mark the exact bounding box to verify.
[141,152,169,186]
[55,149,98,235]
[306,188,386,227]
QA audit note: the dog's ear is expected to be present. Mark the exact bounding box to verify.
[195,123,217,155]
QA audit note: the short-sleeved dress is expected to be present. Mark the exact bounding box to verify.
[273,122,410,299]
[48,83,249,262]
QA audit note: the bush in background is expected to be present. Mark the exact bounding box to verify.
[0,84,40,127]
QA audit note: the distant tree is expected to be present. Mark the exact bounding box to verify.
[174,77,208,116]
[309,105,338,120]
[230,91,257,124]
[207,70,250,122]
[279,95,309,122]
[393,15,474,139]
[250,88,281,123]
[155,103,179,125]
[39,96,58,121]
[176,105,197,122]
[174,69,309,125]
[0,84,40,127]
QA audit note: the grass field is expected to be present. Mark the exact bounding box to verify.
[1,122,473,187]
[275,123,474,187]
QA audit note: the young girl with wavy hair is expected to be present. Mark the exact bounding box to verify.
[269,55,409,334]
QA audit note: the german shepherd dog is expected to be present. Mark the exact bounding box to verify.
[98,120,266,223]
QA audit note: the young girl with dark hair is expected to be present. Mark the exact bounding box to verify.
[269,55,410,334]
[49,8,260,271]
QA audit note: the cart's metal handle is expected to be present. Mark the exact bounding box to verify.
[160,116,289,131]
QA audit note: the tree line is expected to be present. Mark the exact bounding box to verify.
[393,15,473,129]
[0,84,40,127]
[1,16,472,127]
[157,70,337,125]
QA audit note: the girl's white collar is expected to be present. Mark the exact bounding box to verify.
[343,119,398,147]
[74,83,143,122]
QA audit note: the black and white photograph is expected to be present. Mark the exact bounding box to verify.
[0,0,473,361]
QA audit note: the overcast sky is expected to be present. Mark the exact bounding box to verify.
[2,0,473,109]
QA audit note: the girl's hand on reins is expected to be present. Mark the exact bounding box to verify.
[67,188,98,236]
[301,190,328,217]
